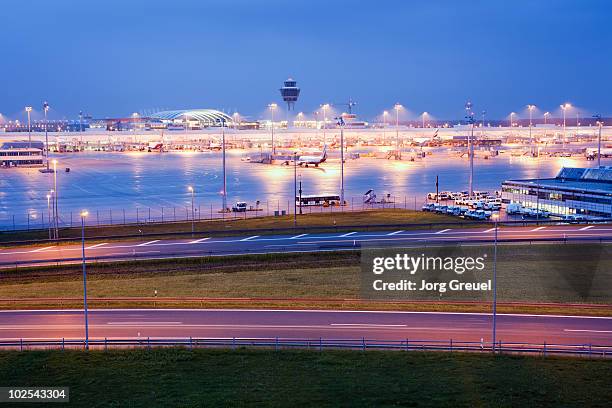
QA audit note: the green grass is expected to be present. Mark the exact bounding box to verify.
[1,246,611,315]
[0,348,610,407]
[0,209,469,244]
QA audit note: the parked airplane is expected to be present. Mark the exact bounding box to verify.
[297,145,327,167]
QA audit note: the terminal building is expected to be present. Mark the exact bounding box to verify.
[150,109,233,128]
[0,141,44,167]
[502,167,612,218]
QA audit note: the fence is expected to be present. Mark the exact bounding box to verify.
[1,337,610,357]
[0,195,427,232]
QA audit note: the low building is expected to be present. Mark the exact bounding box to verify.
[502,167,612,218]
[0,141,44,167]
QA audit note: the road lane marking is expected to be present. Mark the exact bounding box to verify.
[435,229,451,234]
[330,323,407,327]
[563,329,612,333]
[29,246,55,253]
[484,228,496,233]
[240,235,260,241]
[531,226,546,231]
[85,243,107,250]
[290,234,308,239]
[107,321,183,325]
[387,230,404,236]
[189,237,210,244]
[579,225,594,231]
[137,240,160,247]
[340,232,357,237]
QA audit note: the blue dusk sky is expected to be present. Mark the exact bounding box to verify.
[1,0,610,121]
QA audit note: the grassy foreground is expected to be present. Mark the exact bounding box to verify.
[0,209,466,244]
[0,348,610,407]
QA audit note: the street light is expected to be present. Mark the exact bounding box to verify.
[465,101,475,197]
[52,159,59,239]
[527,104,536,155]
[394,103,402,160]
[543,111,550,125]
[221,119,227,212]
[509,112,515,128]
[188,186,195,234]
[293,152,297,227]
[43,101,50,172]
[268,103,278,156]
[25,106,32,148]
[321,104,330,145]
[46,192,52,240]
[80,210,90,350]
[594,114,603,168]
[338,115,346,206]
[491,212,499,353]
[561,103,571,147]
[421,112,428,129]
[382,110,389,144]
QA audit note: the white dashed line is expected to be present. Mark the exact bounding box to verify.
[290,234,308,239]
[29,246,55,253]
[435,229,452,234]
[579,225,594,231]
[340,232,357,237]
[137,240,160,247]
[530,226,546,232]
[85,243,107,250]
[240,236,260,242]
[189,237,211,244]
[387,230,404,236]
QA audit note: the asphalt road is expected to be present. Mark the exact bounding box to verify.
[0,309,610,346]
[1,224,611,267]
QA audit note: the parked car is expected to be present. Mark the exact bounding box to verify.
[427,192,438,200]
[506,203,524,215]
[232,202,248,212]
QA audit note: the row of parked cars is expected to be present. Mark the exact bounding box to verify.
[422,202,497,220]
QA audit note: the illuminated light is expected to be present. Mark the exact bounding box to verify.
[80,210,89,218]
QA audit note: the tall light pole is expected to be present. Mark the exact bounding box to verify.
[382,110,388,145]
[43,101,50,172]
[594,114,603,168]
[421,112,428,129]
[52,159,58,239]
[465,101,475,197]
[491,212,499,353]
[80,210,90,350]
[188,186,195,234]
[339,116,345,206]
[481,110,486,128]
[268,103,277,156]
[79,110,83,147]
[221,120,227,212]
[509,112,515,128]
[25,106,32,148]
[321,104,330,145]
[544,111,550,125]
[394,103,402,160]
[46,193,52,240]
[527,104,536,156]
[293,152,297,227]
[561,103,571,147]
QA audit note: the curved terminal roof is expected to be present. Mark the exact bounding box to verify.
[151,109,233,125]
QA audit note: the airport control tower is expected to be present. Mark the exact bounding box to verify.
[279,78,300,111]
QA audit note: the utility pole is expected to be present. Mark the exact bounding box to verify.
[394,103,402,160]
[465,101,475,198]
[339,116,345,206]
[594,114,603,168]
[80,210,90,350]
[222,120,227,212]
[293,152,297,227]
[25,106,32,148]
